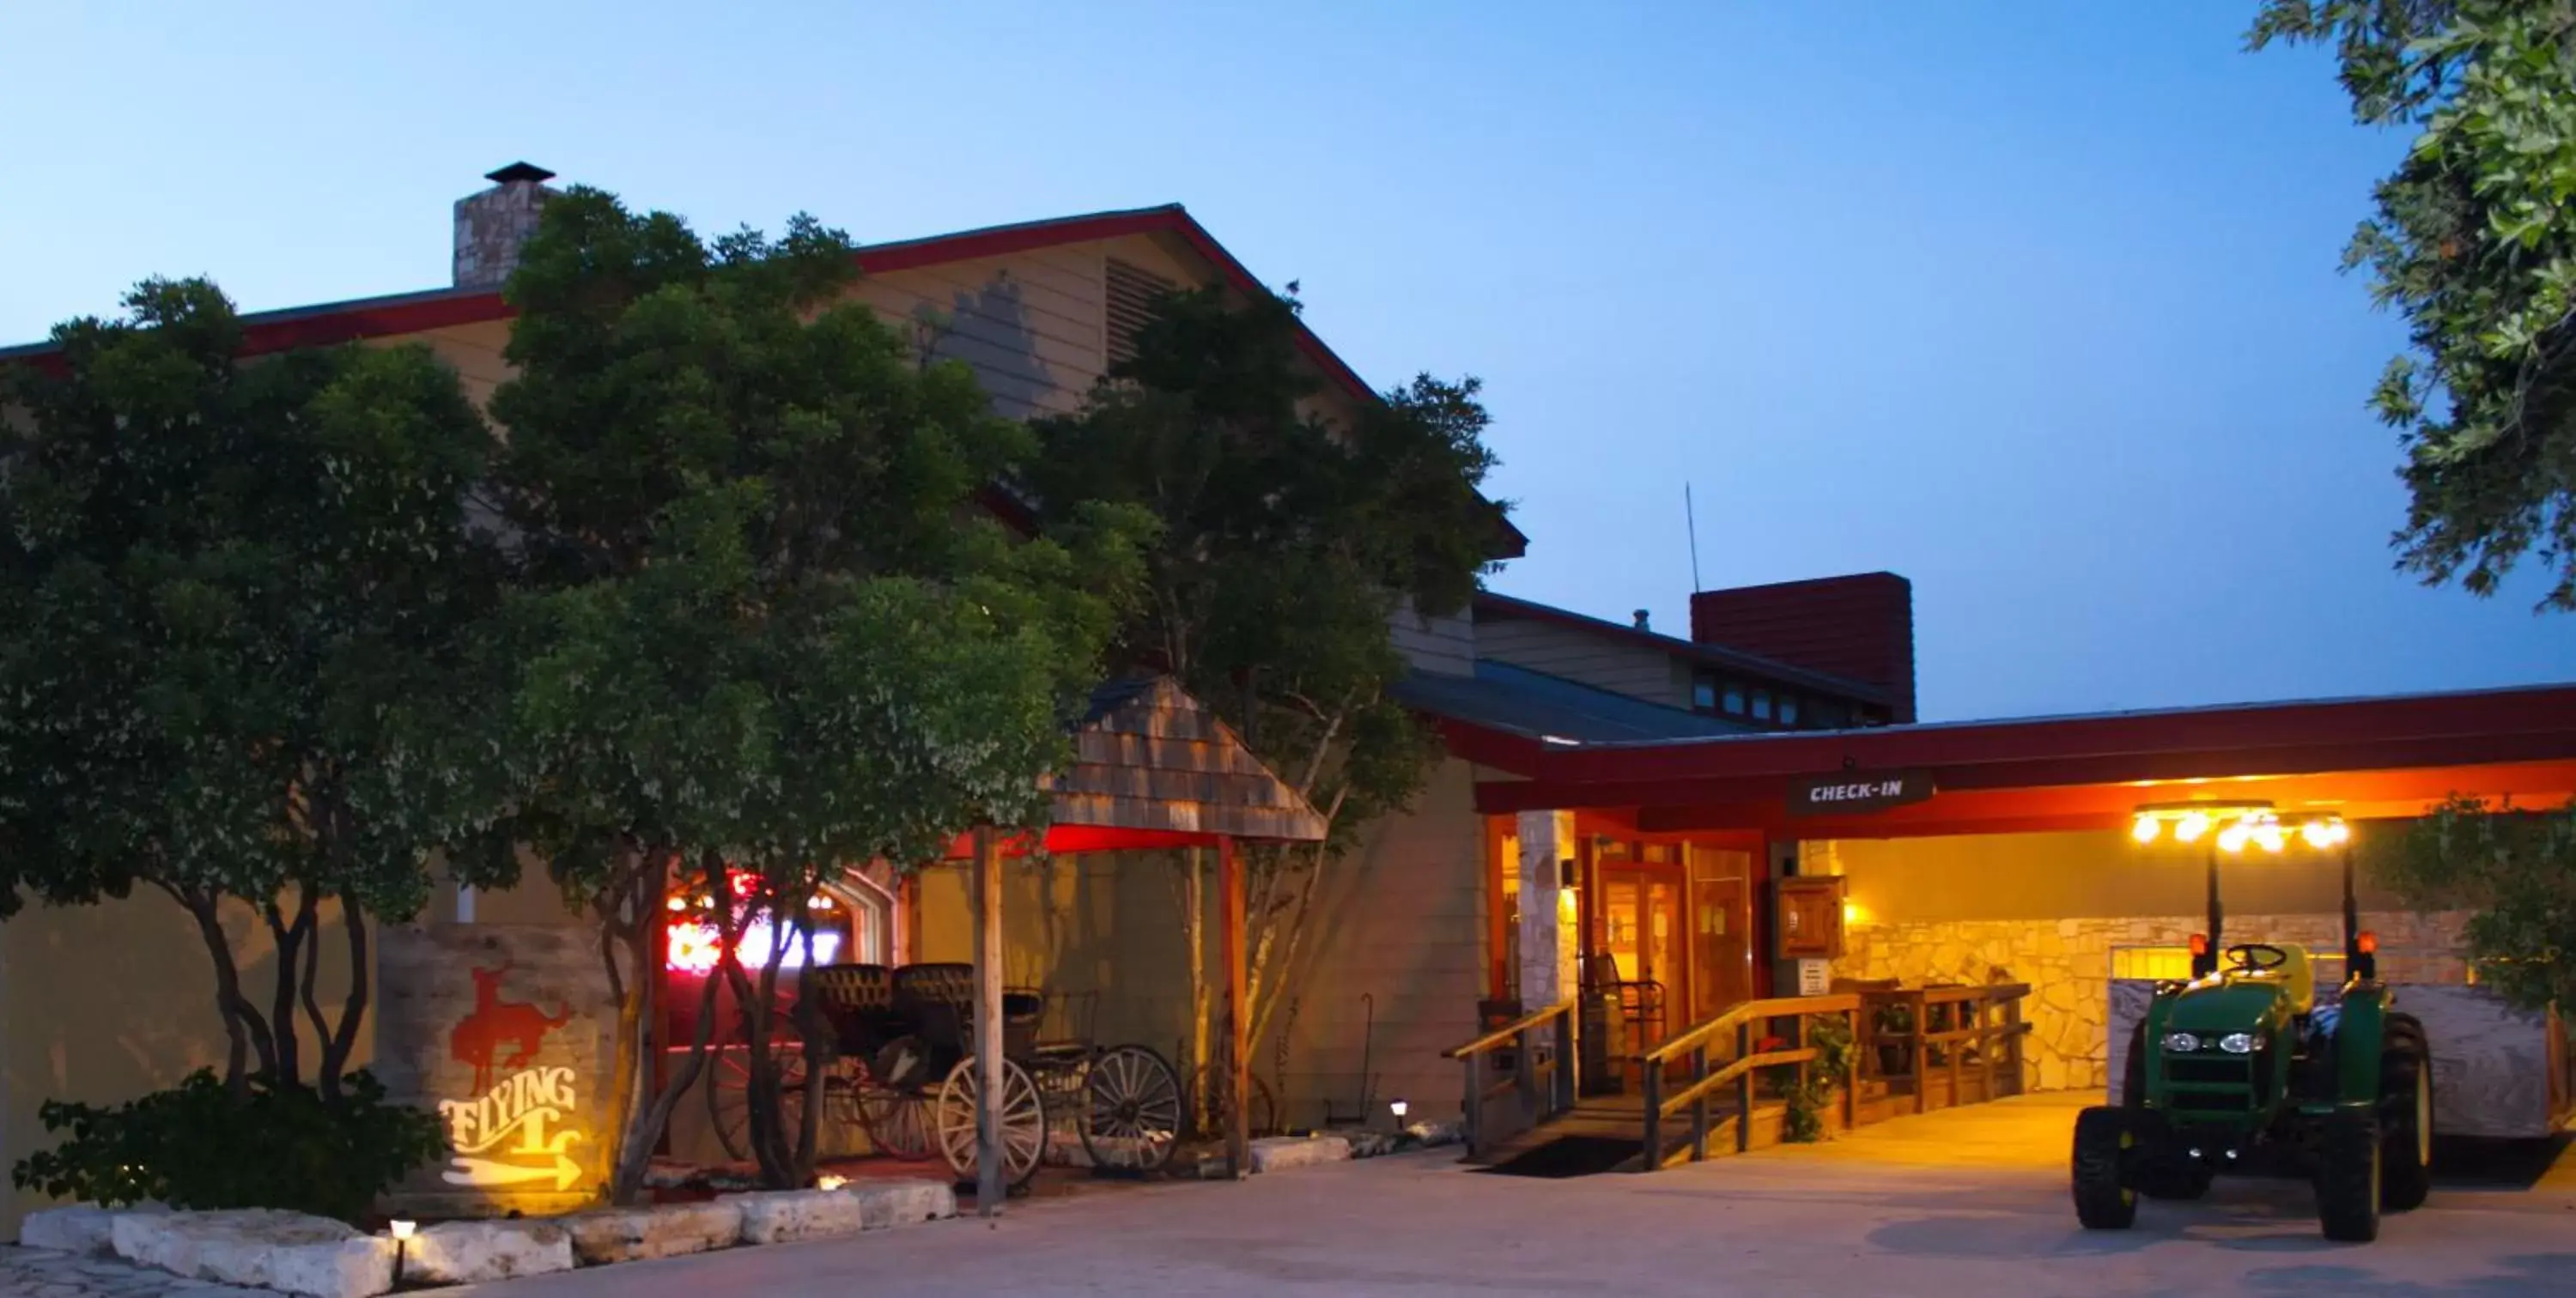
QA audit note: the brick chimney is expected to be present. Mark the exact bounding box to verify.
[1691,572,1917,722]
[453,162,557,290]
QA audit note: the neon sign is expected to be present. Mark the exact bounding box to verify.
[664,919,841,974]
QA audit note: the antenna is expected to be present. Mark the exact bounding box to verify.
[1685,482,1704,592]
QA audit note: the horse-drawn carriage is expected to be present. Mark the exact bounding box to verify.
[707,962,1186,1190]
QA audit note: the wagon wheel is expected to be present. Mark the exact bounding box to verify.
[708,1034,807,1163]
[1188,1061,1279,1140]
[1081,1045,1183,1174]
[935,1057,1047,1192]
[854,1082,936,1162]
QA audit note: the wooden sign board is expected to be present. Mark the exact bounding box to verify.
[1789,769,1935,817]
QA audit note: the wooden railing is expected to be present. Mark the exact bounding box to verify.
[1636,994,1862,1170]
[1443,999,1576,1157]
[1856,983,2033,1114]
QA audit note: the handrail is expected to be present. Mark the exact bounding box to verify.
[1444,998,1574,1059]
[1640,993,1861,1067]
[1658,1046,1819,1118]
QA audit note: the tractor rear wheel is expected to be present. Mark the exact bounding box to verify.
[2380,1016,2433,1212]
[2071,1106,2137,1229]
[2316,1109,2383,1242]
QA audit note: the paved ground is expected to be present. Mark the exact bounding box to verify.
[444,1093,2576,1298]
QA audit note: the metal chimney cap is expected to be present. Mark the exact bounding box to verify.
[483,162,556,185]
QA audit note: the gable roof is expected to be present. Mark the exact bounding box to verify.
[1395,659,1753,745]
[1042,676,1329,843]
[3,202,1528,559]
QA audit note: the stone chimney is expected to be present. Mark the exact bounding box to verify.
[453,162,557,290]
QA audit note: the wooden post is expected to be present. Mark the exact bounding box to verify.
[1842,1007,1860,1131]
[1909,991,1929,1115]
[1734,1019,1753,1154]
[1461,1050,1481,1156]
[1981,994,1999,1102]
[972,828,1005,1216]
[1689,1042,1710,1161]
[2005,991,2026,1095]
[1219,835,1249,1178]
[1638,1049,1662,1174]
[1549,1005,1575,1115]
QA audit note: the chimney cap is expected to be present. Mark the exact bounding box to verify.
[1632,610,1652,630]
[484,161,556,185]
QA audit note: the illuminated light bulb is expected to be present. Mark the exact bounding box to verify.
[816,1174,848,1192]
[2131,815,2162,845]
[2216,822,2253,854]
[389,1220,418,1240]
[2254,823,2286,853]
[665,895,687,913]
[2300,819,2339,850]
[1389,1099,1410,1120]
[2175,812,2213,843]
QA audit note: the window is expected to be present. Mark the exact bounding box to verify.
[1692,677,1718,712]
[1105,258,1179,365]
[1777,695,1801,727]
[1751,689,1774,722]
[1722,683,1747,714]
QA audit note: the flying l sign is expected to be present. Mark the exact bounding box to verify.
[1789,769,1935,817]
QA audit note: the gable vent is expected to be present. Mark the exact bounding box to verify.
[1105,257,1179,366]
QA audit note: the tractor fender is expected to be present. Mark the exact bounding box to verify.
[2331,984,2391,1104]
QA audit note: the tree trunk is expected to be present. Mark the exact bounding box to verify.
[161,882,274,1094]
[263,890,318,1087]
[598,846,663,1207]
[612,961,723,1205]
[1183,847,1207,1126]
[312,895,370,1102]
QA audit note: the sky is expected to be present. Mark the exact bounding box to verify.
[4,3,2568,722]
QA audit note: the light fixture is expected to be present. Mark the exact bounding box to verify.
[2215,822,2252,853]
[389,1219,416,1279]
[2175,811,2212,843]
[2252,820,2287,853]
[816,1174,848,1192]
[2130,814,2161,845]
[1388,1099,1409,1121]
[389,1220,417,1241]
[2219,1033,2259,1055]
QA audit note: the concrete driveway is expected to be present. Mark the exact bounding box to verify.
[453,1095,2576,1297]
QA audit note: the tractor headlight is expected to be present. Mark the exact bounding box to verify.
[2161,1032,2202,1053]
[2219,1032,2260,1055]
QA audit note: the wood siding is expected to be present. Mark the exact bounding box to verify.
[1391,599,1475,677]
[1475,616,1692,707]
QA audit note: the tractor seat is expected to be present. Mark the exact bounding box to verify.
[2237,943,2317,1015]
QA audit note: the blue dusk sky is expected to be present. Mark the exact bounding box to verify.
[4,3,2567,720]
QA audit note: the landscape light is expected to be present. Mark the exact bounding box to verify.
[389,1220,417,1240]
[816,1174,848,1192]
[1389,1099,1409,1120]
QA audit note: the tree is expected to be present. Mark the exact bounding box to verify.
[2368,796,2576,1007]
[2252,2,2576,605]
[485,189,1145,1198]
[0,278,516,1102]
[1022,284,1505,1101]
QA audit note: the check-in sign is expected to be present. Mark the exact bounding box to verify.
[1789,769,1934,816]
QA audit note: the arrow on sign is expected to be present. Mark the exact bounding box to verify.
[443,1152,581,1192]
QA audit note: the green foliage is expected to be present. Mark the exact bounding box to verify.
[10,1070,446,1223]
[483,188,1146,1192]
[2367,796,2576,1007]
[0,278,516,1093]
[1779,1014,1857,1144]
[2252,2,2576,605]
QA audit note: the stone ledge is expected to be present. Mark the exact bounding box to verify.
[20,1203,165,1257]
[1249,1135,1352,1173]
[722,1179,955,1246]
[400,1219,574,1286]
[564,1201,743,1265]
[111,1210,393,1298]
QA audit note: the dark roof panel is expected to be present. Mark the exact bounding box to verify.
[1395,660,1752,744]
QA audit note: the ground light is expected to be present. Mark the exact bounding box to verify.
[1388,1098,1408,1121]
[389,1220,416,1278]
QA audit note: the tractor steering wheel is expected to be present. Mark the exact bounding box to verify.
[2223,943,2291,974]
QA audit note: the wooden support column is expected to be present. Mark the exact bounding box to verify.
[972,827,1005,1216]
[1219,834,1249,1178]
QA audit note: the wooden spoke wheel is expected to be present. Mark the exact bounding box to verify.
[1188,1062,1279,1140]
[708,1036,807,1164]
[1081,1045,1183,1174]
[935,1057,1047,1192]
[855,1082,937,1162]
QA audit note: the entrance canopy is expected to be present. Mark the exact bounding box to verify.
[1468,682,2576,838]
[939,676,1328,859]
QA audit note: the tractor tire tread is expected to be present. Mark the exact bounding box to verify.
[2072,1106,2137,1230]
[2317,1109,2383,1243]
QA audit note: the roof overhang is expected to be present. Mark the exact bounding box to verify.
[1473,682,2576,838]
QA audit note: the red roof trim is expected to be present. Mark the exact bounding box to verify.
[1482,682,2576,810]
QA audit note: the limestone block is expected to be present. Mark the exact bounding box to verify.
[1248,1135,1352,1173]
[1405,1120,1464,1148]
[724,1189,866,1245]
[400,1219,574,1285]
[115,1210,394,1298]
[21,1203,162,1256]
[565,1201,744,1265]
[850,1179,956,1230]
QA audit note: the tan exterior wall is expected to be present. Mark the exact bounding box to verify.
[3,893,371,1236]
[911,758,1488,1131]
[1814,831,2471,1093]
[1474,616,1688,707]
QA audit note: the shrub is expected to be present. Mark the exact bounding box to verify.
[11,1069,447,1222]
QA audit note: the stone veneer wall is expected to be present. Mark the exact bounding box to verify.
[1835,911,2472,1092]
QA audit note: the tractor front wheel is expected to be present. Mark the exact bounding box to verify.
[2380,1017,2433,1213]
[2072,1106,2137,1229]
[2316,1109,2383,1243]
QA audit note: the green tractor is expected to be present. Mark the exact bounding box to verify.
[2072,808,2433,1242]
